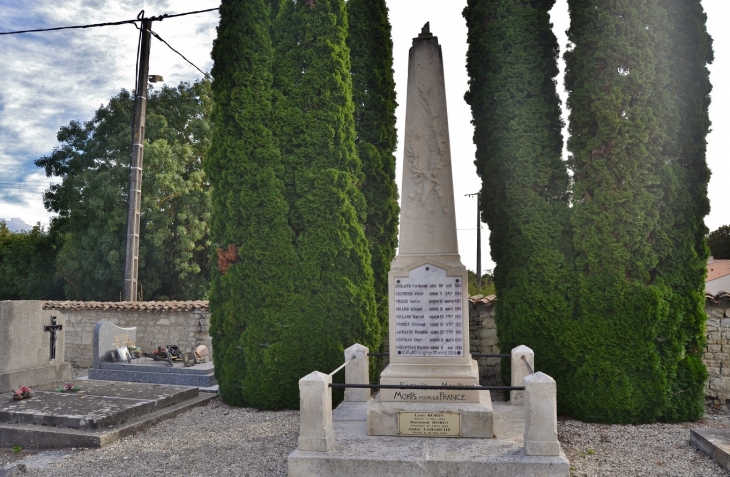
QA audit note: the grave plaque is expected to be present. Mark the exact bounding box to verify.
[394,264,464,357]
[397,411,461,437]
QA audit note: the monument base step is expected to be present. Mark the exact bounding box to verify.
[88,360,216,388]
[367,390,493,438]
[690,428,730,471]
[0,380,215,448]
[288,401,570,477]
[0,363,71,394]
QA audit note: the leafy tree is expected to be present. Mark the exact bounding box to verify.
[0,222,65,300]
[347,0,400,343]
[36,81,212,301]
[563,0,679,423]
[206,0,301,408]
[708,226,730,259]
[463,0,573,390]
[467,269,495,297]
[270,0,380,405]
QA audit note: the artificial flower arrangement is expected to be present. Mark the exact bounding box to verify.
[55,382,82,393]
[12,386,32,400]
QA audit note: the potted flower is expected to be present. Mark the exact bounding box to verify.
[12,386,32,400]
[55,382,82,393]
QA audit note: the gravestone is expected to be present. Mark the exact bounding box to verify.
[367,23,492,438]
[0,301,71,393]
[88,321,216,388]
[92,321,137,369]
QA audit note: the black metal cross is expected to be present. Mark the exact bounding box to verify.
[44,316,63,360]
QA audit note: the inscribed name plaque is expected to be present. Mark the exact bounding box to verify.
[394,264,464,357]
[397,411,461,437]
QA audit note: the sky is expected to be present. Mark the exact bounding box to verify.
[0,0,728,276]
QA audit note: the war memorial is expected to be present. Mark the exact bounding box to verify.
[287,24,570,476]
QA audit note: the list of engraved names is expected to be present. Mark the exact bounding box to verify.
[394,264,463,356]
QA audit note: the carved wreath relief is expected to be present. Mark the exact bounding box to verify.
[405,82,448,213]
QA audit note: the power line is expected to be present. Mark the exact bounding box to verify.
[0,19,138,36]
[148,29,209,77]
[0,8,219,36]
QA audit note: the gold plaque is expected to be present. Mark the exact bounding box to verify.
[397,411,461,437]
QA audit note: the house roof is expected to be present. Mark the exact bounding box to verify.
[708,260,730,282]
[43,301,209,312]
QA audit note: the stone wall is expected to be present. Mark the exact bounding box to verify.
[468,294,500,385]
[468,291,730,403]
[46,293,730,401]
[704,292,730,403]
[43,301,211,368]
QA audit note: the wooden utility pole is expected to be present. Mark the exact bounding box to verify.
[466,192,482,287]
[123,18,152,302]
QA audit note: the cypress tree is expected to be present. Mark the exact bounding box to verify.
[653,0,713,421]
[347,0,400,343]
[463,0,572,387]
[270,0,380,402]
[564,0,673,422]
[206,0,301,408]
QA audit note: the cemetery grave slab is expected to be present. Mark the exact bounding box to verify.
[289,401,570,477]
[0,380,214,449]
[89,360,216,388]
[89,321,216,389]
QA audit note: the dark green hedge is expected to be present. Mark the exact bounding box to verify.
[463,0,573,393]
[347,0,400,348]
[209,0,383,410]
[562,0,710,423]
[270,0,380,405]
[465,0,712,423]
[0,223,65,300]
[653,0,712,421]
[207,0,301,408]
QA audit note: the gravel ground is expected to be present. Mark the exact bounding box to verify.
[18,398,298,477]
[4,396,730,476]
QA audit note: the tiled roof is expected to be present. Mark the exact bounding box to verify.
[43,301,209,312]
[708,260,730,282]
[468,294,496,306]
[705,291,730,305]
[40,292,727,312]
[468,293,728,307]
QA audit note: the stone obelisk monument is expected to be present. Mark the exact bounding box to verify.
[367,23,492,438]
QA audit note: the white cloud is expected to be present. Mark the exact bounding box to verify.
[0,0,219,225]
[0,0,727,270]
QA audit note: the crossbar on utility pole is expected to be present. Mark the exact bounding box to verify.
[123,19,152,302]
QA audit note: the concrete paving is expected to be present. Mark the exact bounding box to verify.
[691,427,730,471]
[288,401,570,477]
[0,380,214,448]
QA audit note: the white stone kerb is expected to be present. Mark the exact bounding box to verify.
[524,371,560,456]
[511,345,534,405]
[344,344,370,402]
[298,371,335,452]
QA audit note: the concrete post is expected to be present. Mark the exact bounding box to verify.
[298,371,335,452]
[524,371,560,456]
[511,345,534,405]
[123,18,153,302]
[344,343,370,402]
